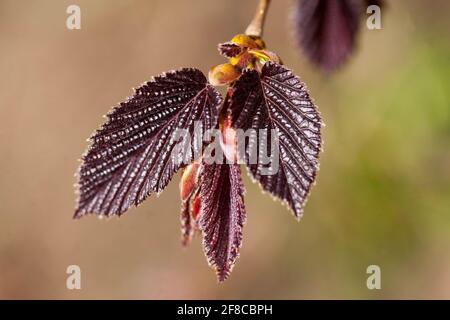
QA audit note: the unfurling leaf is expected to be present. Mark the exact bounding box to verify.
[179,163,201,246]
[180,190,200,246]
[179,163,200,202]
[230,62,322,218]
[292,0,363,71]
[199,162,246,282]
[75,68,222,218]
[218,42,243,58]
[180,195,194,246]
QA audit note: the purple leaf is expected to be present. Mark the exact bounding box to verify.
[230,62,322,218]
[292,0,363,71]
[75,68,222,218]
[218,42,243,58]
[199,162,246,282]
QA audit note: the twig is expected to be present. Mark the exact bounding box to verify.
[245,0,271,37]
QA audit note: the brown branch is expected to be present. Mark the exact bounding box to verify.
[245,0,271,38]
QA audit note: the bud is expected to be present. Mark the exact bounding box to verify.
[248,49,281,64]
[249,49,282,73]
[230,34,258,49]
[230,34,265,50]
[208,63,241,86]
[229,51,254,70]
[254,38,266,50]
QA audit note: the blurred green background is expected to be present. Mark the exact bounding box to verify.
[0,0,449,299]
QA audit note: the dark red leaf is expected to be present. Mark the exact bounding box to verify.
[292,0,363,71]
[218,42,243,58]
[75,68,221,218]
[230,62,322,218]
[199,162,246,282]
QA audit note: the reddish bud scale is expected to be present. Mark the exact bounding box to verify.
[191,194,201,220]
[210,34,281,86]
[179,163,200,202]
[220,115,237,163]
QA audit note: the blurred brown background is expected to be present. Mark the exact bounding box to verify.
[0,0,449,299]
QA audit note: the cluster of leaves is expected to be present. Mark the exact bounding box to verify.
[75,33,322,281]
[74,0,385,281]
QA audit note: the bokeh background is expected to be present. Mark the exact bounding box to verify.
[0,0,449,299]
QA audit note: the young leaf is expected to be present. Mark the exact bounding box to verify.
[75,68,222,218]
[230,62,322,218]
[199,162,246,282]
[218,42,243,58]
[179,163,201,246]
[180,195,194,246]
[292,0,363,72]
[180,191,200,246]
